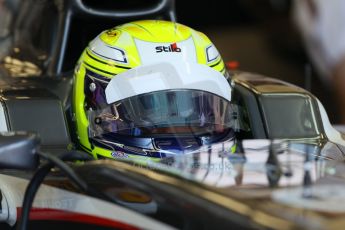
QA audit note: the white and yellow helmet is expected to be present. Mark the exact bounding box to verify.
[72,20,233,160]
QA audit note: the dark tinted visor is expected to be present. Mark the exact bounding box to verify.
[88,89,234,138]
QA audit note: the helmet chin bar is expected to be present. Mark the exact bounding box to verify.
[90,130,237,160]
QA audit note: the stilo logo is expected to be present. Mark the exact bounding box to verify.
[155,43,181,53]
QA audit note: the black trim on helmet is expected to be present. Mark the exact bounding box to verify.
[80,143,93,152]
[83,61,117,75]
[209,59,222,68]
[88,50,131,69]
[85,50,131,70]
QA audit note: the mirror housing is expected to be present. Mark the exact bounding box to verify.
[0,132,39,170]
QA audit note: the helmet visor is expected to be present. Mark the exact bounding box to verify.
[88,89,234,138]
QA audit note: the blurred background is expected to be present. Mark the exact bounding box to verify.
[176,0,340,124]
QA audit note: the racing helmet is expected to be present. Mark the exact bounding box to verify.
[72,20,234,161]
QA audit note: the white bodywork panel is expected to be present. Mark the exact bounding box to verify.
[0,174,175,229]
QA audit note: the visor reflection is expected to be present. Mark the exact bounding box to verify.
[88,89,233,137]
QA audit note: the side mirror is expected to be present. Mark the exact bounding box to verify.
[0,131,39,170]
